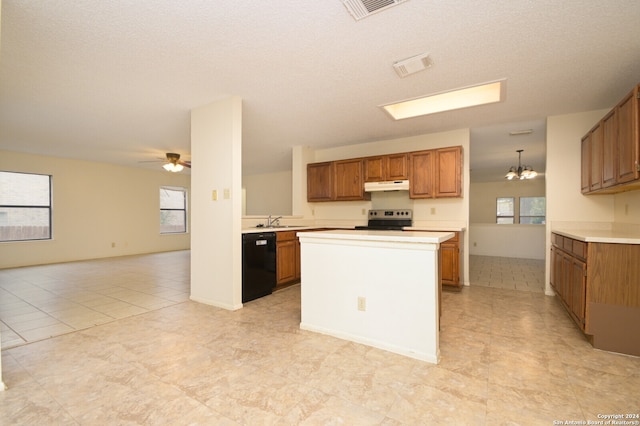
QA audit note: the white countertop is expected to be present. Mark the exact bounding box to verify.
[243,225,465,234]
[242,226,323,234]
[404,226,466,232]
[553,229,640,244]
[298,229,455,244]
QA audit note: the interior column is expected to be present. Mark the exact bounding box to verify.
[190,97,243,309]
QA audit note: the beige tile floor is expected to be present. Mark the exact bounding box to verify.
[470,255,546,293]
[1,251,639,424]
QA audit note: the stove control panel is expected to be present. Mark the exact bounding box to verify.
[368,209,412,220]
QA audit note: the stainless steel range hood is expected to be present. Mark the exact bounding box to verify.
[364,180,410,192]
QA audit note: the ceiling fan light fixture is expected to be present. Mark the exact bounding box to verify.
[163,162,184,172]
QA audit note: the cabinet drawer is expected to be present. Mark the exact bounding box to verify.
[552,233,563,247]
[563,236,574,252]
[276,231,297,241]
[572,240,587,259]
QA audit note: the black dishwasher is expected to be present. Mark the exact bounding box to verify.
[242,232,276,303]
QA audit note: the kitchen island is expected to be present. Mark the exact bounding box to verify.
[298,229,454,364]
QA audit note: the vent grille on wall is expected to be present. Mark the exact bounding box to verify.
[342,0,409,21]
[393,52,432,78]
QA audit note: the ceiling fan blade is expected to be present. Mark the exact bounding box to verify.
[178,161,191,168]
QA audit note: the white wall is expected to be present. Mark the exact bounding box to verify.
[0,150,190,268]
[469,224,545,259]
[614,190,640,225]
[469,179,546,259]
[243,170,292,216]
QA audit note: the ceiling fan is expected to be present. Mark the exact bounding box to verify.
[140,152,191,172]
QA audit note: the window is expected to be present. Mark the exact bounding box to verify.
[520,197,546,224]
[496,197,514,224]
[160,186,187,233]
[0,171,52,241]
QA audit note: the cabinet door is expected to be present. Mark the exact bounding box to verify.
[435,146,462,198]
[617,87,640,184]
[364,156,385,182]
[569,257,587,330]
[335,159,366,200]
[581,134,591,193]
[561,251,573,309]
[550,246,563,297]
[440,242,460,287]
[307,162,334,202]
[602,109,617,188]
[386,153,408,180]
[276,240,297,285]
[589,123,603,191]
[409,150,434,198]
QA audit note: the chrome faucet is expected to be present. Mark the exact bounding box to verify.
[267,215,282,227]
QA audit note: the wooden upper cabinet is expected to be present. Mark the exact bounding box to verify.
[364,153,408,182]
[308,145,462,201]
[334,159,368,201]
[589,122,603,192]
[617,86,639,184]
[581,133,591,194]
[582,83,640,194]
[602,109,617,188]
[364,156,385,182]
[435,146,462,198]
[307,162,334,202]
[386,153,409,180]
[409,150,434,198]
[409,146,463,199]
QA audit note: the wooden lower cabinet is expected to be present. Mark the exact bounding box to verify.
[550,233,640,356]
[275,229,323,288]
[414,230,461,290]
[440,232,461,290]
[276,231,298,287]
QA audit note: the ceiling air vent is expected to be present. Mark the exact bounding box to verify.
[393,52,432,78]
[342,0,409,21]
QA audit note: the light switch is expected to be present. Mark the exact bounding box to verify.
[212,190,218,201]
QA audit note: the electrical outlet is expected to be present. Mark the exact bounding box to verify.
[361,208,366,215]
[430,207,436,215]
[473,242,477,247]
[111,242,116,248]
[357,296,366,311]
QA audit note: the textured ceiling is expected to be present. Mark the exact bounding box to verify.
[1,1,639,181]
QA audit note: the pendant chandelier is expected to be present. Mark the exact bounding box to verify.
[505,149,537,180]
